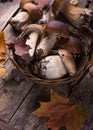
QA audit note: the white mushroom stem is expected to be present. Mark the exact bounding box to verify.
[25,32,39,57]
[9,11,29,30]
[36,33,60,58]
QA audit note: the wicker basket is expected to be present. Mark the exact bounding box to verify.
[9,40,90,86]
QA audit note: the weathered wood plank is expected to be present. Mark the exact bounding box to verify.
[9,84,50,130]
[0,120,17,130]
[69,73,93,130]
[0,78,33,122]
[0,0,20,31]
[0,1,34,124]
[4,24,18,43]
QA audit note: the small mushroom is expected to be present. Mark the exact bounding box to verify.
[9,2,43,30]
[35,20,70,59]
[10,0,54,30]
[38,55,67,79]
[52,0,92,28]
[21,24,45,57]
[9,11,30,31]
[58,49,77,76]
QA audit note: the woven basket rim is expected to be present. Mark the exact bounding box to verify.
[9,53,90,85]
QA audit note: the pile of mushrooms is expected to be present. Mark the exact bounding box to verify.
[9,0,93,80]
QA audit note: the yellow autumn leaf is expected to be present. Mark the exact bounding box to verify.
[0,32,7,76]
[0,67,5,76]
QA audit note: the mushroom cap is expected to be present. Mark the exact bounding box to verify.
[45,20,70,38]
[58,49,77,76]
[20,0,32,8]
[21,24,45,37]
[61,36,83,54]
[23,3,43,21]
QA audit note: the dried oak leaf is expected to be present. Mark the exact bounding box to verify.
[33,91,88,130]
[0,32,7,76]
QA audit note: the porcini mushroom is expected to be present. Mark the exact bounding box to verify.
[58,49,77,76]
[52,0,92,28]
[9,1,43,30]
[9,11,30,31]
[38,55,67,79]
[10,0,54,30]
[21,24,45,57]
[35,20,70,59]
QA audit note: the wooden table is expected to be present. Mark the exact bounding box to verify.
[0,1,93,130]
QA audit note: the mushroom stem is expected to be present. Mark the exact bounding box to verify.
[25,32,39,57]
[9,11,29,30]
[35,33,60,58]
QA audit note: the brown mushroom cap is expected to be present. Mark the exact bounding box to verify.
[21,24,45,37]
[61,36,83,54]
[22,3,43,21]
[58,49,77,76]
[20,0,32,8]
[45,20,70,38]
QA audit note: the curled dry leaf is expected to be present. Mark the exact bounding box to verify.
[0,32,7,76]
[8,37,31,64]
[33,90,88,130]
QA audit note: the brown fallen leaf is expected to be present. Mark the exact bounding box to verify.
[0,32,7,76]
[33,90,88,130]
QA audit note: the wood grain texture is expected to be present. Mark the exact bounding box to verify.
[9,84,50,130]
[0,120,17,130]
[0,78,33,122]
[4,24,19,43]
[0,1,34,124]
[0,0,20,31]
